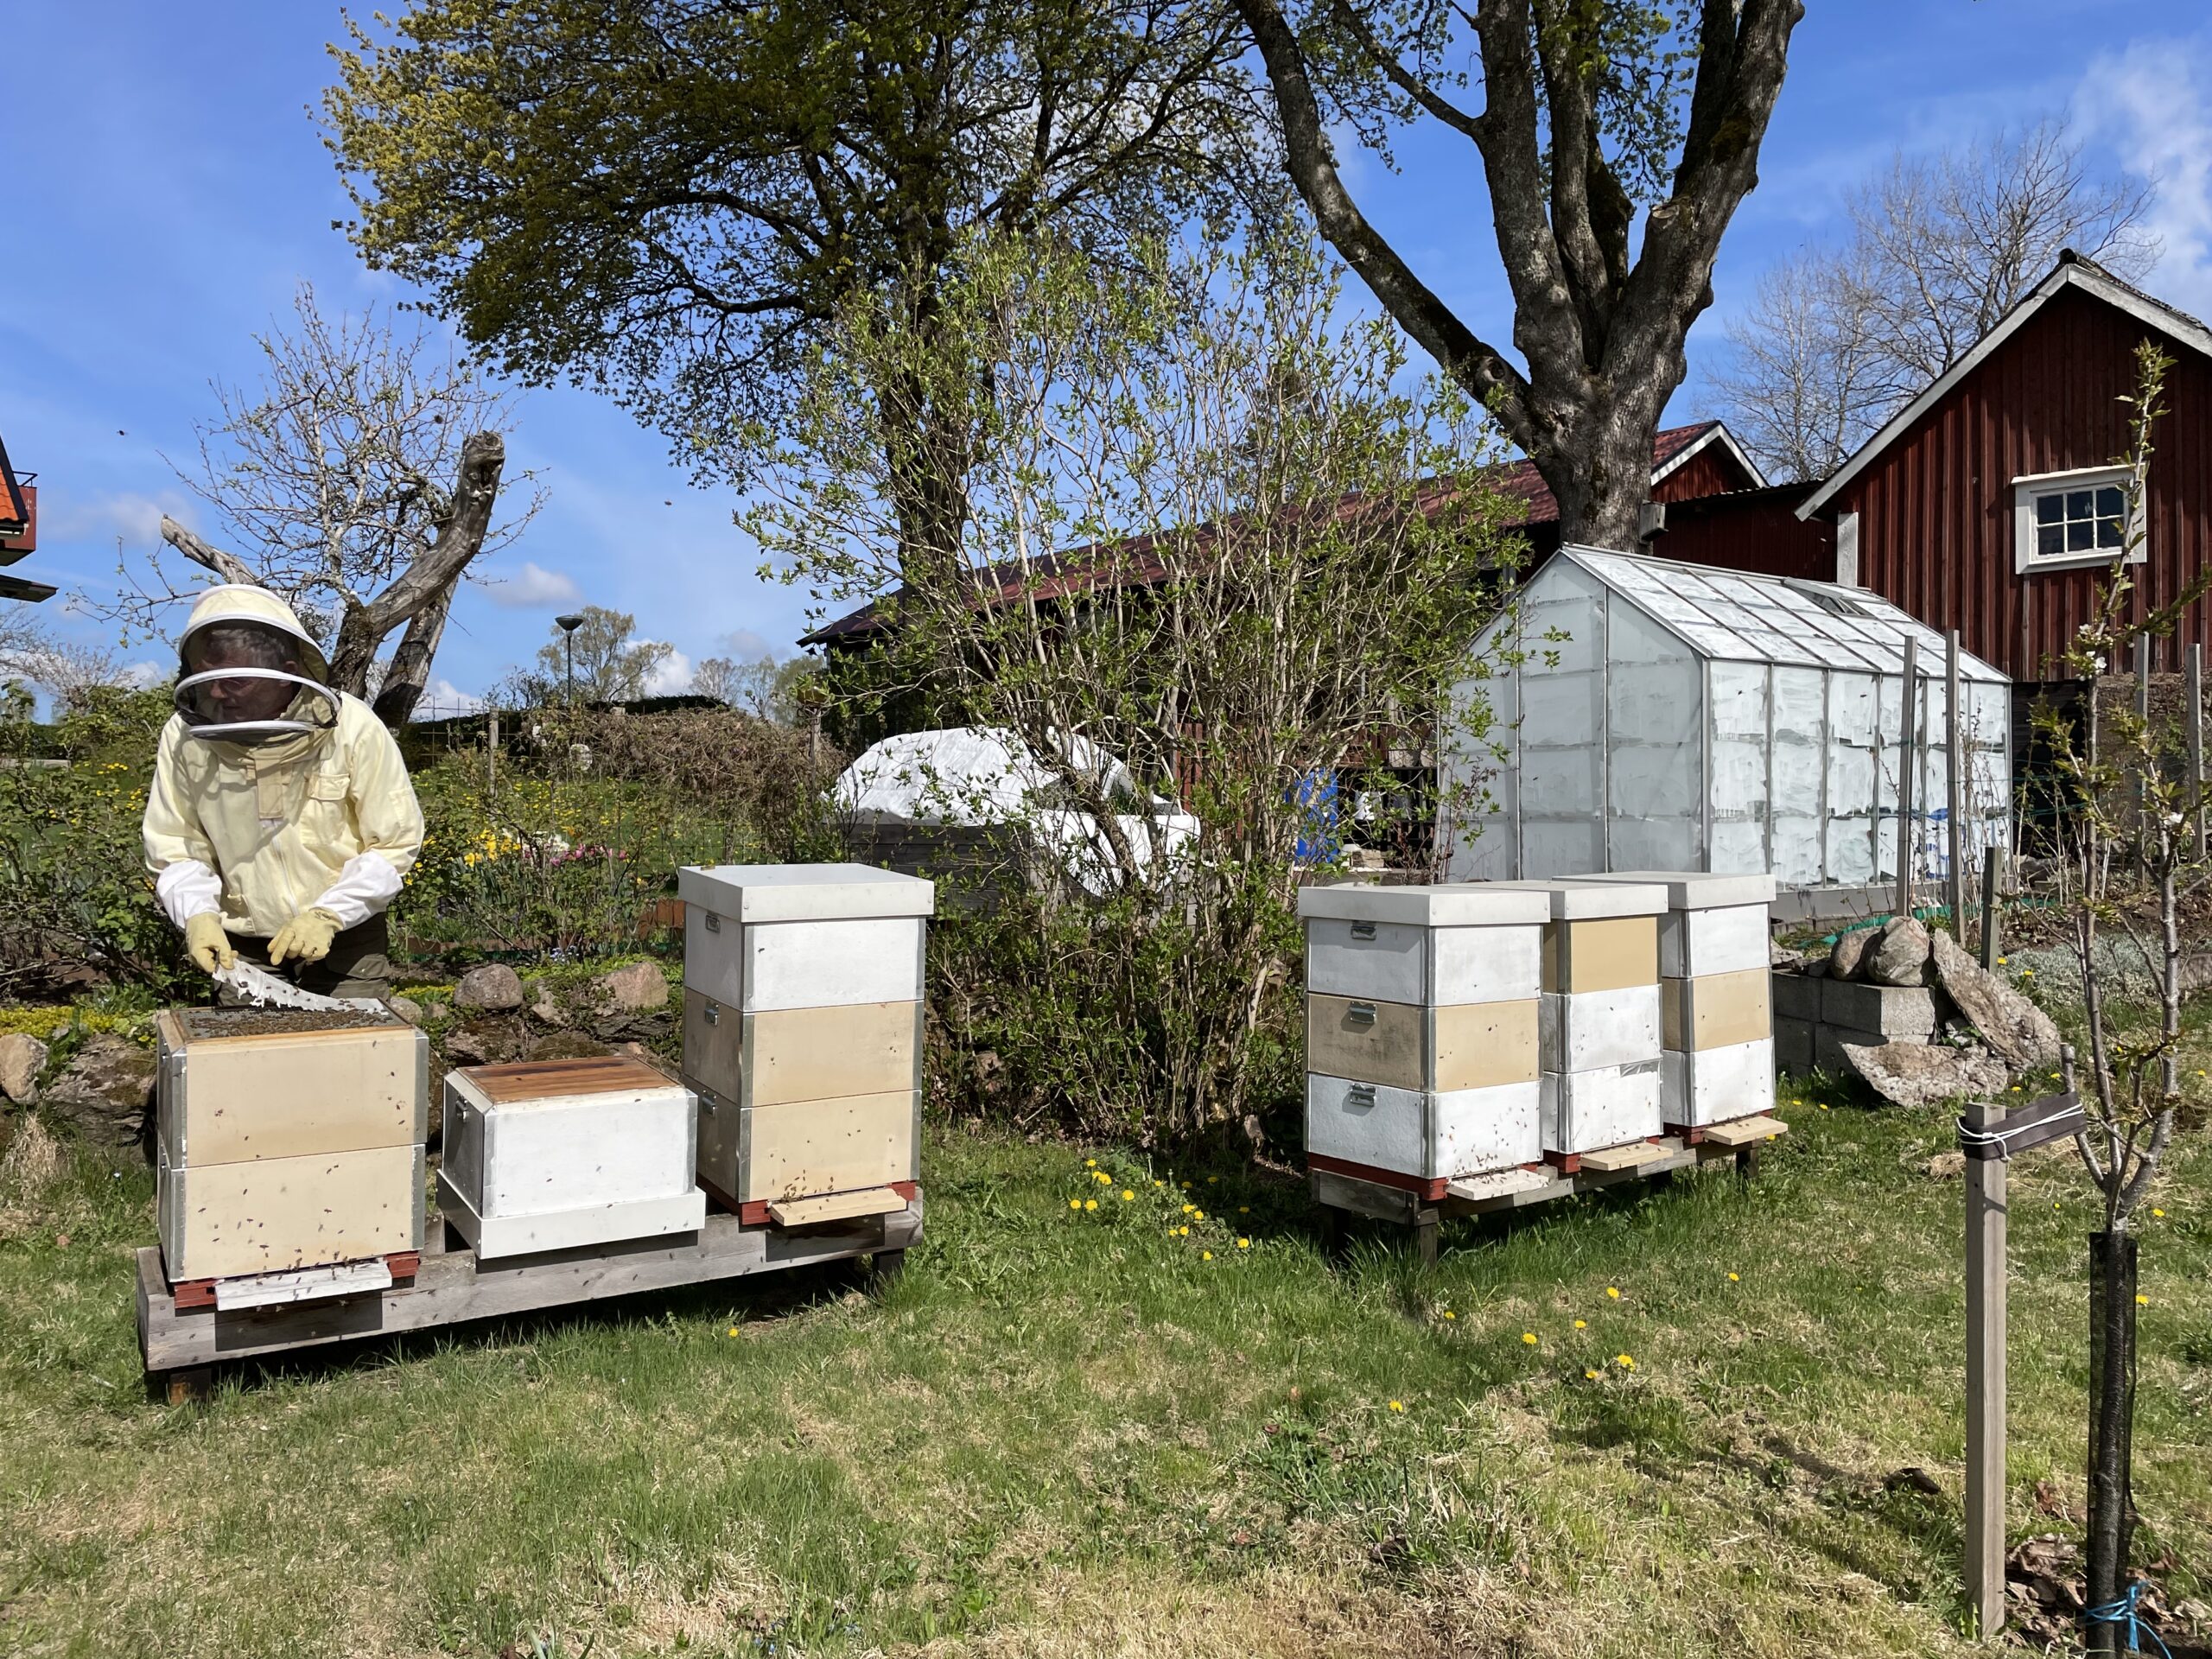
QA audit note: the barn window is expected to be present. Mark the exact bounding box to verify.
[2012,465,2145,572]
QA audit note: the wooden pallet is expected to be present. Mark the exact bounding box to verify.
[1313,1120,1787,1266]
[137,1193,922,1402]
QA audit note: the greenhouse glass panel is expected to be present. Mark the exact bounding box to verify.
[1442,547,2012,893]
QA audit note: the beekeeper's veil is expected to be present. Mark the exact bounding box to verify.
[172,585,340,745]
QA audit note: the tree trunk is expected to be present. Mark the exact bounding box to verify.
[1537,399,1678,551]
[2084,1228,2139,1652]
[370,570,461,727]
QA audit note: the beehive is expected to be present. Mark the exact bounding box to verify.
[1491,880,1669,1158]
[153,1007,427,1281]
[439,1056,707,1259]
[1580,871,1777,1129]
[1299,883,1550,1189]
[678,863,932,1214]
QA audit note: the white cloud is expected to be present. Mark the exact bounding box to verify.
[476,561,583,609]
[2079,40,2212,315]
[47,490,196,547]
[717,627,780,664]
[416,677,486,718]
[120,660,168,690]
[640,645,692,697]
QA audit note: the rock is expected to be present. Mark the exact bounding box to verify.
[593,961,669,1013]
[386,995,424,1027]
[39,1037,157,1150]
[1923,1150,1967,1179]
[1929,928,2061,1073]
[1864,916,1932,987]
[527,987,566,1027]
[1769,942,1808,970]
[1829,929,1875,981]
[1843,1039,2005,1109]
[442,1027,492,1066]
[0,1033,48,1103]
[454,963,524,1012]
[525,1030,615,1063]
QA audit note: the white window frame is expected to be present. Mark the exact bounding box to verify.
[2012,464,2145,573]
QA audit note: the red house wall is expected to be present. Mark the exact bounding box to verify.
[1655,486,1834,582]
[1838,284,2212,681]
[1653,444,1752,503]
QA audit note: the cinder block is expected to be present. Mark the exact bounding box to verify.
[1771,970,1821,1023]
[1820,977,1937,1037]
[1774,1015,1814,1075]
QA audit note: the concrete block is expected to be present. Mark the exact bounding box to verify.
[1820,976,1938,1037]
[1774,1015,1814,1075]
[1815,1024,1896,1074]
[1771,970,1821,1023]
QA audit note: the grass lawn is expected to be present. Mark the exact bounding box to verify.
[0,1078,2207,1658]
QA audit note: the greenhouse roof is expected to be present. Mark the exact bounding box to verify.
[1549,545,2009,683]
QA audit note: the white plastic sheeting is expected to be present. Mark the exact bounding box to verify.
[1445,546,2012,889]
[836,726,1199,893]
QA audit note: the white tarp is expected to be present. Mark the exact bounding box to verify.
[836,727,1198,893]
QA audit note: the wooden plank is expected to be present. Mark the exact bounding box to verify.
[138,1198,924,1373]
[734,1092,915,1203]
[1963,1097,2007,1634]
[463,1055,671,1103]
[1699,1114,1789,1148]
[160,1143,424,1281]
[1445,1166,1551,1204]
[162,1018,424,1166]
[1580,1140,1666,1173]
[1308,1166,1420,1224]
[767,1186,906,1226]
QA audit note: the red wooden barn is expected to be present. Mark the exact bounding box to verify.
[1669,252,2212,692]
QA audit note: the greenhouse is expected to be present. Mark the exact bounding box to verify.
[1443,546,2012,892]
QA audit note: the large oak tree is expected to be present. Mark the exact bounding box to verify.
[325,0,1262,580]
[1235,0,1802,549]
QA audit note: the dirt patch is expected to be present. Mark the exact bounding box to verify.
[179,1007,401,1039]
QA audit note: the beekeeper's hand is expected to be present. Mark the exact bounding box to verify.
[184,912,237,976]
[268,907,342,966]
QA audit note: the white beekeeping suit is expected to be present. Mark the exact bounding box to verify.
[141,585,424,993]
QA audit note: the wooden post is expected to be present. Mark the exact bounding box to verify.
[1898,636,1919,920]
[1963,1091,2008,1639]
[1947,630,1966,938]
[2189,642,2205,862]
[1980,848,2005,970]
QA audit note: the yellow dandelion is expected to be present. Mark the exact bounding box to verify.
[1727,1272,1740,1282]
[1616,1354,1636,1370]
[1202,1249,1213,1260]
[1154,1179,1165,1187]
[1605,1287,1621,1300]
[1236,1237,1249,1249]
[2152,1207,2166,1217]
[1818,1103,1831,1110]
[1996,956,2007,965]
[1179,1225,1189,1236]
[1084,1198,1097,1211]
[1239,1206,1250,1214]
[1521,1332,1538,1346]
[1573,1319,1587,1330]
[1084,1159,1096,1168]
[1122,1190,1135,1202]
[1182,1203,1194,1214]
[1585,1368,1600,1380]
[1388,1400,1405,1413]
[2135,1294,2149,1306]
[1193,1210,1205,1222]
[1069,1198,1082,1211]
[1442,1310,1456,1320]
[1208,1176,1219,1184]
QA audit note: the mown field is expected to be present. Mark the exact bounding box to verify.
[0,1070,2207,1659]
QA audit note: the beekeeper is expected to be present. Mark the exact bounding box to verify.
[142,585,423,1001]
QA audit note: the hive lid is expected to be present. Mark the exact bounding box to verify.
[1297,881,1552,927]
[457,1055,678,1105]
[677,861,936,922]
[1483,878,1669,919]
[1575,870,1777,910]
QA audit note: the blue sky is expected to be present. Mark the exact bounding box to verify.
[5,1,2211,712]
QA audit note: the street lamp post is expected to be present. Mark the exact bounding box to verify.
[555,613,584,709]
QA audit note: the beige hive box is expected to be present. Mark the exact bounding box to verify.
[1299,882,1551,1188]
[154,1007,428,1282]
[678,863,932,1213]
[1486,880,1669,1158]
[1577,871,1777,1129]
[439,1056,708,1260]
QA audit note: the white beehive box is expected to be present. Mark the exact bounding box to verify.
[1298,883,1550,1185]
[439,1056,706,1259]
[153,1007,428,1282]
[1579,871,1777,1128]
[1489,880,1669,1157]
[678,863,933,1212]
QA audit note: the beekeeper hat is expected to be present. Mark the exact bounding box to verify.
[173,584,339,744]
[176,584,330,683]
